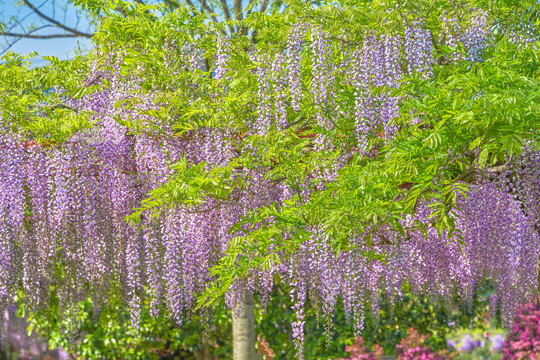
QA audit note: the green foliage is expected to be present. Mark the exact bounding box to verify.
[23,283,499,359]
[3,0,540,324]
[23,291,231,359]
[194,0,540,304]
[456,350,501,360]
[0,51,97,142]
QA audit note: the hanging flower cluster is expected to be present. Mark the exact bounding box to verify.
[288,23,308,112]
[352,33,401,152]
[0,4,538,359]
[441,10,490,62]
[311,25,335,128]
[215,37,230,80]
[404,20,434,78]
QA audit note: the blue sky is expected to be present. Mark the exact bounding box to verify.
[1,0,237,65]
[0,0,173,65]
[1,0,94,64]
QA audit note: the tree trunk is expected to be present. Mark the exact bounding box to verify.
[193,340,215,360]
[232,292,259,360]
[204,340,212,360]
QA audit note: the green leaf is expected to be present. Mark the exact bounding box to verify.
[478,148,489,167]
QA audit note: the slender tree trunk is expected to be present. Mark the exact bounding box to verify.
[204,341,211,360]
[232,292,259,360]
[194,340,215,360]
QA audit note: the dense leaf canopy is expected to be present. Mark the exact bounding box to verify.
[1,0,540,357]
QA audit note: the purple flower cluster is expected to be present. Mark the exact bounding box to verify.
[0,12,538,358]
[272,54,288,129]
[351,33,400,153]
[288,23,308,112]
[404,20,434,79]
[491,334,505,351]
[215,37,230,80]
[441,10,491,62]
[447,332,505,352]
[282,182,540,351]
[311,25,335,128]
[506,20,537,45]
[0,50,265,330]
[255,54,273,133]
[457,334,481,351]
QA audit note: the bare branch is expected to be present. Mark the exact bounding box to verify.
[200,0,221,25]
[234,0,243,33]
[184,0,197,10]
[216,0,236,34]
[219,0,233,20]
[487,164,509,173]
[425,0,437,18]
[260,0,270,13]
[1,32,86,39]
[1,24,50,55]
[22,0,93,37]
[0,37,23,57]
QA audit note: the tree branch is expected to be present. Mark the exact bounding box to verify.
[0,32,86,39]
[249,0,269,40]
[219,0,233,21]
[218,0,236,34]
[162,0,181,10]
[260,0,270,13]
[200,1,221,25]
[246,0,256,15]
[425,0,437,18]
[234,0,243,33]
[22,0,93,38]
[491,164,509,173]
[185,0,197,10]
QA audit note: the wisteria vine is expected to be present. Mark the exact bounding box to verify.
[0,4,539,360]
